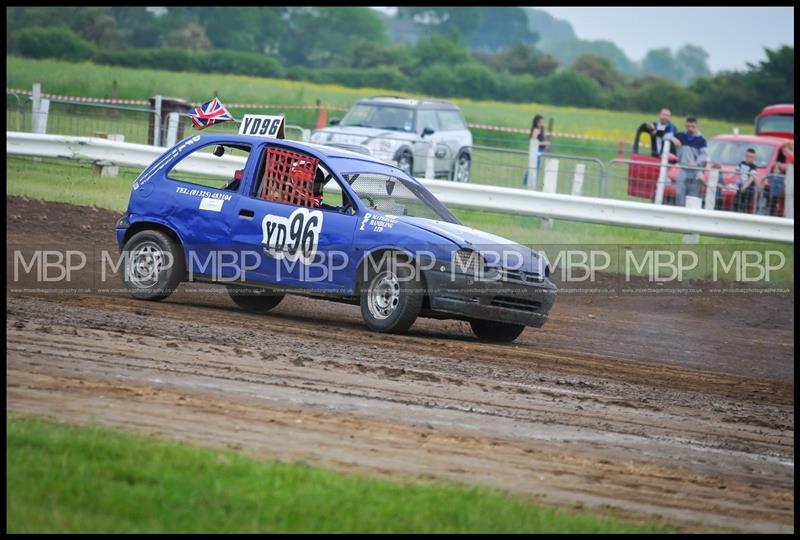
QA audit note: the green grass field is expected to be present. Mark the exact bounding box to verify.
[7,56,748,140]
[6,414,670,533]
[6,156,794,284]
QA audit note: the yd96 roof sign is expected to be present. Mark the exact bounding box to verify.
[239,114,285,139]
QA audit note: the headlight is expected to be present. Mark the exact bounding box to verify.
[451,249,483,274]
[366,139,396,158]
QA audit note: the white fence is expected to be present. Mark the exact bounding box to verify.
[6,131,794,244]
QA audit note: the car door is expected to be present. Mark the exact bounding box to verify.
[414,109,447,177]
[158,139,256,282]
[230,143,359,294]
[435,109,469,176]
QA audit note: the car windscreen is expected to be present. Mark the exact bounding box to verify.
[339,104,415,133]
[757,114,793,134]
[708,141,775,168]
[342,173,460,224]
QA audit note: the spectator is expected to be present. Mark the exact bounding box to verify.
[523,114,551,187]
[668,116,708,206]
[776,141,794,174]
[765,162,785,216]
[710,162,730,210]
[642,107,678,157]
[529,114,551,153]
[732,147,759,213]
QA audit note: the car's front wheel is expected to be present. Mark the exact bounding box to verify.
[121,230,185,301]
[470,319,525,343]
[451,151,471,182]
[359,252,422,333]
[226,285,284,313]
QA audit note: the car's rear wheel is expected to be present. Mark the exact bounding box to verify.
[121,230,184,301]
[470,319,525,343]
[451,151,471,182]
[226,285,284,313]
[396,150,413,177]
[359,252,422,333]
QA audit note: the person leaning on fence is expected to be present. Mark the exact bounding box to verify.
[523,114,551,186]
[667,117,708,206]
[765,162,786,216]
[641,107,677,158]
[732,148,760,213]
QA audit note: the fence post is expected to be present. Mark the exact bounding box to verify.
[31,83,42,133]
[653,139,672,205]
[527,138,539,190]
[682,195,703,244]
[785,164,794,219]
[165,112,180,147]
[543,158,559,193]
[153,95,162,146]
[571,163,585,196]
[704,167,719,211]
[33,98,49,134]
[91,133,124,177]
[424,135,436,179]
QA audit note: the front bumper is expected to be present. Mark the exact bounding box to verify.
[423,268,557,327]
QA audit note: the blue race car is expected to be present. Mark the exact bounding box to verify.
[116,133,556,342]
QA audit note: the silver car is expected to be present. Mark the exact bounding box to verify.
[310,96,473,182]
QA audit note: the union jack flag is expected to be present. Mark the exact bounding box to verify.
[187,97,233,129]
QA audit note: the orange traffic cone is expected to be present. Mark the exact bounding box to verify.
[316,106,327,129]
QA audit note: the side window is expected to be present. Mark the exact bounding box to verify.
[416,110,440,133]
[252,146,355,213]
[436,109,467,131]
[166,142,252,191]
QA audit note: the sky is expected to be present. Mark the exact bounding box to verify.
[371,7,794,73]
[541,7,794,72]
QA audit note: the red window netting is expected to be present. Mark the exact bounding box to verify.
[260,147,320,207]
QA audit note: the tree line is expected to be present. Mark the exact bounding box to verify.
[6,7,794,123]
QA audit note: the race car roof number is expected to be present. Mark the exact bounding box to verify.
[239,114,286,139]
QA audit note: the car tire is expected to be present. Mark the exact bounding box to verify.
[470,319,525,343]
[359,252,422,333]
[396,150,413,177]
[226,285,284,313]
[121,229,185,301]
[451,151,471,182]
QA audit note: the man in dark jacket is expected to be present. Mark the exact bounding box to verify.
[643,107,678,157]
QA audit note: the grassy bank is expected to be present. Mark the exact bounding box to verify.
[7,56,746,140]
[6,414,668,533]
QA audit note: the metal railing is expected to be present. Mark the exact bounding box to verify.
[7,131,794,243]
[7,86,792,220]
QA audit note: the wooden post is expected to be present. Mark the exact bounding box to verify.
[682,196,702,244]
[424,135,436,179]
[571,163,585,196]
[654,138,671,205]
[704,167,719,211]
[165,112,180,147]
[543,158,559,193]
[527,138,539,190]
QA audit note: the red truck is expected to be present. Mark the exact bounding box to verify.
[755,104,794,140]
[626,105,793,215]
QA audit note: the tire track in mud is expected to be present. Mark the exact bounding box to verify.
[5,197,795,532]
[6,297,795,533]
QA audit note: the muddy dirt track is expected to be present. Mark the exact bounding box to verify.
[6,197,795,532]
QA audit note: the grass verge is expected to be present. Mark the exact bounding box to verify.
[6,414,670,533]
